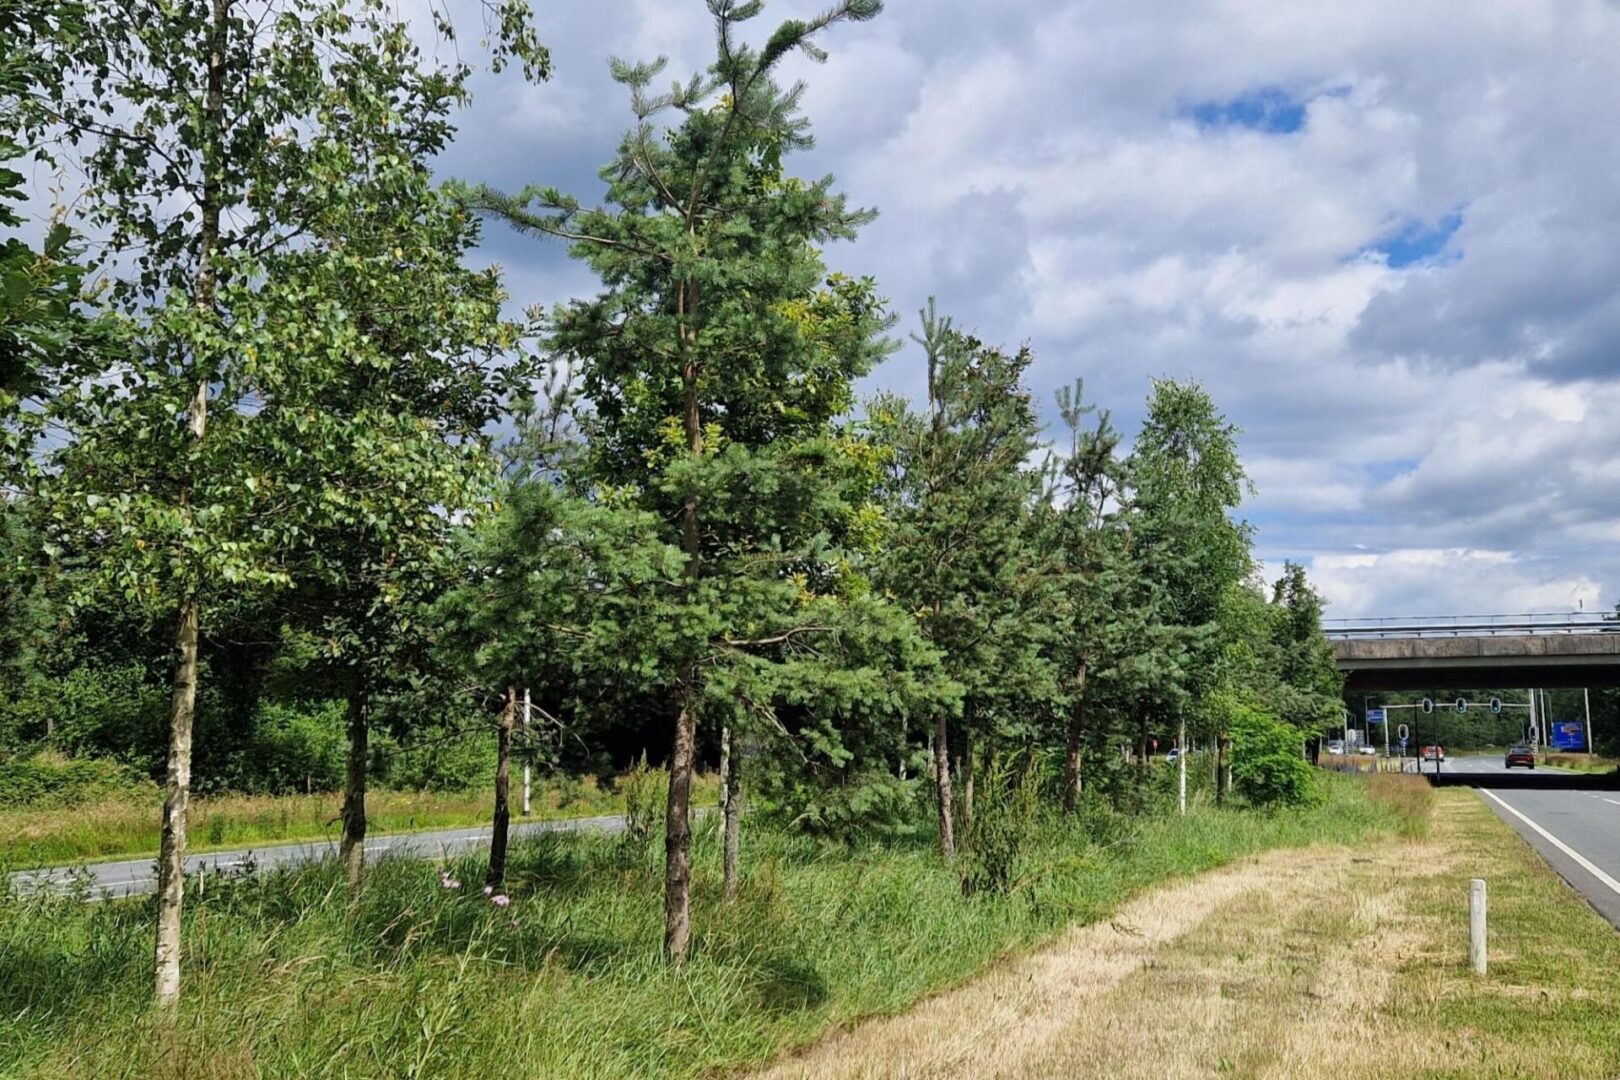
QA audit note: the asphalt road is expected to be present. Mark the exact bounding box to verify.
[1438,753,1620,929]
[7,813,627,900]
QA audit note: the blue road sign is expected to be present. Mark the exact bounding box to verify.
[1366,708,1386,725]
[1550,721,1586,751]
[1397,737,1407,750]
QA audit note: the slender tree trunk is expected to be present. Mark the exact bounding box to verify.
[486,687,516,888]
[1215,730,1231,806]
[153,599,200,1008]
[152,0,227,1012]
[718,724,731,811]
[665,326,702,964]
[959,722,975,840]
[1136,711,1150,808]
[339,687,368,895]
[722,734,741,902]
[934,714,955,859]
[664,686,697,961]
[1062,661,1089,815]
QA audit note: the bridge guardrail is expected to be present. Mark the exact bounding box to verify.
[1323,612,1617,640]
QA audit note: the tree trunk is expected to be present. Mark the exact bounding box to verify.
[959,722,975,841]
[1136,711,1150,807]
[934,714,956,859]
[664,287,703,965]
[1215,730,1231,806]
[722,731,741,902]
[486,686,516,889]
[664,685,697,962]
[718,723,731,811]
[153,599,200,1009]
[152,0,227,1011]
[339,687,368,896]
[1062,660,1089,814]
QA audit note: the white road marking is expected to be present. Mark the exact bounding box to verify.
[1603,798,1620,808]
[1480,789,1620,900]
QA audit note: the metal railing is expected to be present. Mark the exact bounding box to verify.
[1322,612,1617,639]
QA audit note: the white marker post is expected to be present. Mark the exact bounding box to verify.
[1469,878,1487,975]
[521,687,532,817]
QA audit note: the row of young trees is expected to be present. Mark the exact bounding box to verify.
[1,0,1344,1007]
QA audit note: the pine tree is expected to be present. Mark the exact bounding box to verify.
[462,0,888,962]
[870,303,1045,857]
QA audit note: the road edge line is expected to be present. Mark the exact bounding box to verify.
[1478,788,1620,898]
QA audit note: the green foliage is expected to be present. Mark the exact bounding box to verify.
[0,755,142,808]
[1224,698,1319,808]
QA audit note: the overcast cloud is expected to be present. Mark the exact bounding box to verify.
[27,0,1620,619]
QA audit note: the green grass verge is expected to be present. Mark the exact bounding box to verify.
[0,773,1414,1079]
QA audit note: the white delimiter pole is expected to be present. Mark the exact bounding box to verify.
[1469,878,1488,975]
[521,687,532,817]
[1177,715,1187,815]
[1585,688,1594,758]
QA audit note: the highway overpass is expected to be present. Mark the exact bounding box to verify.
[1327,613,1620,692]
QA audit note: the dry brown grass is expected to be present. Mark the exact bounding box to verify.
[752,790,1620,1080]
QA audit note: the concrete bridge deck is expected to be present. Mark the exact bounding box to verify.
[1327,614,1620,691]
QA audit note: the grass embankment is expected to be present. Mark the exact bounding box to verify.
[0,775,716,873]
[0,774,1414,1079]
[1545,752,1620,773]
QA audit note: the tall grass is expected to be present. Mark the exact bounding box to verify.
[0,773,1414,1079]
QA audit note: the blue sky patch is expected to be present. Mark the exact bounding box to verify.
[1184,86,1308,134]
[1366,212,1464,268]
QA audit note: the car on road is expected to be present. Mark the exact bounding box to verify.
[1358,745,1377,756]
[1504,744,1536,769]
[1421,744,1446,762]
[1165,748,1182,763]
[1326,739,1346,755]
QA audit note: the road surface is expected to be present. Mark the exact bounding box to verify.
[7,814,626,900]
[1434,753,1620,929]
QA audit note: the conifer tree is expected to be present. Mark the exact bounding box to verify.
[462,0,888,962]
[870,304,1044,857]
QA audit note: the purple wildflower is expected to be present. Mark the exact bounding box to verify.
[490,893,511,908]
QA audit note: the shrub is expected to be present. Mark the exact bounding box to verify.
[0,754,148,808]
[1229,704,1319,808]
[616,753,666,868]
[960,755,1043,896]
[757,769,923,842]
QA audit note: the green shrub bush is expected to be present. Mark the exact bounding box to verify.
[1229,703,1319,808]
[0,754,148,808]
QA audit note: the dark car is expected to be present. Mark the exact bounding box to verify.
[1505,744,1536,769]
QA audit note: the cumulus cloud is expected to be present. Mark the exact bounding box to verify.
[18,0,1620,617]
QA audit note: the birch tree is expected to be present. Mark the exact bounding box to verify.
[30,0,544,1005]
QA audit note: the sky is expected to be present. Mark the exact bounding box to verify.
[29,0,1620,621]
